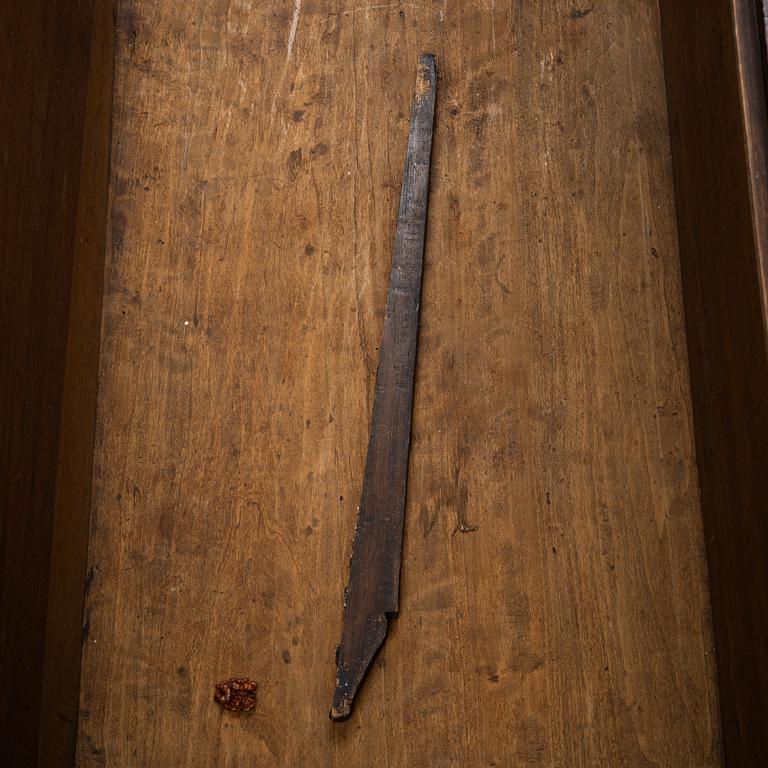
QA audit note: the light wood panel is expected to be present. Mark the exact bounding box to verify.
[79,2,721,765]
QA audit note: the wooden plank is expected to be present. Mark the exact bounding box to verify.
[332,54,435,722]
[79,1,721,766]
[37,3,117,765]
[0,2,114,765]
[659,0,768,764]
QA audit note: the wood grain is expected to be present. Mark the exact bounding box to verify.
[659,0,768,764]
[0,2,114,765]
[79,1,721,765]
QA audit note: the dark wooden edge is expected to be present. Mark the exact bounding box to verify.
[658,0,768,765]
[38,3,117,765]
[0,2,116,766]
[759,0,768,85]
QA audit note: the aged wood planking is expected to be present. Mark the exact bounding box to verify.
[79,1,721,766]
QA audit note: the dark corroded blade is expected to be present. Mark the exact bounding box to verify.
[330,54,436,723]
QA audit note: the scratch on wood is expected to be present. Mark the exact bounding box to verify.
[569,6,592,19]
[286,0,302,61]
[307,4,414,29]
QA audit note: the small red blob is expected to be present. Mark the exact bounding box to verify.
[214,677,257,712]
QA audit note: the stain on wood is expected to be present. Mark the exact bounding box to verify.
[331,54,435,723]
[77,1,722,766]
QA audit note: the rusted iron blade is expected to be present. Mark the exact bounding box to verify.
[330,54,436,723]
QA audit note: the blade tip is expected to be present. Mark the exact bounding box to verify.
[330,698,352,722]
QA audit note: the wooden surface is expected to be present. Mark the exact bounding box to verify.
[79,1,721,766]
[659,0,768,765]
[0,2,114,766]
